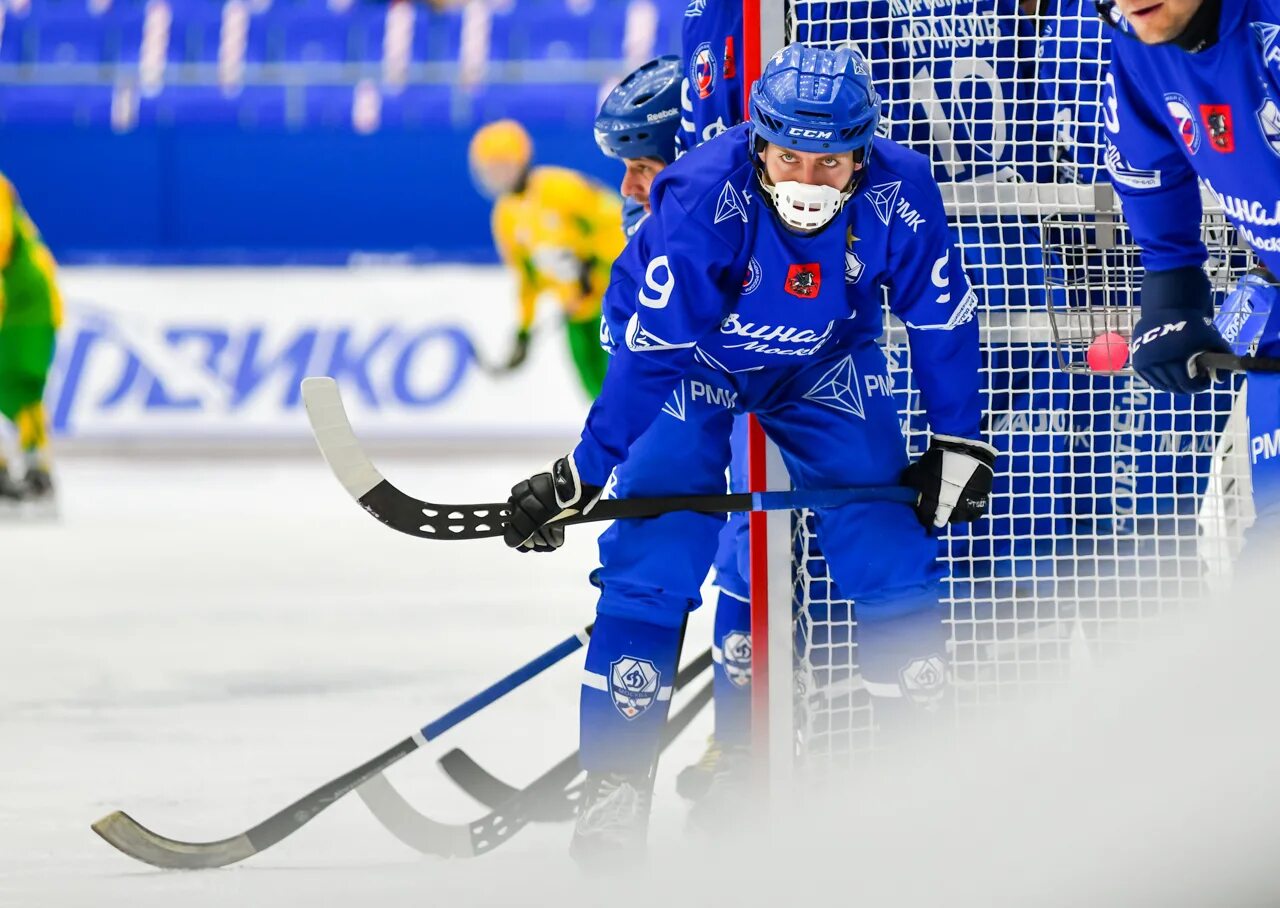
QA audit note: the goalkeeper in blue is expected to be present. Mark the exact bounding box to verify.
[1099,0,1280,555]
[504,44,994,867]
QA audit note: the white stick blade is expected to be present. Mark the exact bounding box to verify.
[301,376,384,501]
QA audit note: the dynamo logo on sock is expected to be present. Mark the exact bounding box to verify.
[610,656,661,720]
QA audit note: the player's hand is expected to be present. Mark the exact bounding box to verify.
[903,435,997,529]
[504,454,603,552]
[1130,309,1231,394]
[503,329,532,371]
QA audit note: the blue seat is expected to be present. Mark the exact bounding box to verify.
[0,84,113,125]
[380,82,453,128]
[0,12,38,64]
[651,4,683,56]
[411,7,461,62]
[99,10,146,64]
[138,84,288,127]
[343,4,387,62]
[275,11,352,62]
[304,83,354,126]
[516,5,592,61]
[165,5,224,64]
[235,84,288,126]
[139,84,243,125]
[34,18,108,63]
[467,80,598,126]
[585,3,628,59]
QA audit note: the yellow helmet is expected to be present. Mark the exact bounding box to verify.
[468,119,533,198]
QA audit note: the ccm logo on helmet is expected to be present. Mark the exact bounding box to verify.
[786,127,834,139]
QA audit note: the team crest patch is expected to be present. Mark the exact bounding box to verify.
[786,263,821,299]
[1200,104,1235,153]
[899,655,947,709]
[610,656,661,720]
[1165,93,1201,154]
[742,257,762,295]
[721,631,752,688]
[691,42,716,100]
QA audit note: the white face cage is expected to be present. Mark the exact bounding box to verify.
[759,176,854,232]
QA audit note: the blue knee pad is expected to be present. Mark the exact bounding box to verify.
[580,613,684,773]
[712,588,752,746]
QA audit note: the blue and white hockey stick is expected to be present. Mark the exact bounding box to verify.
[301,376,916,541]
[91,625,594,869]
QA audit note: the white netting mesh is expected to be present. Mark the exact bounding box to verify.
[781,1,1257,764]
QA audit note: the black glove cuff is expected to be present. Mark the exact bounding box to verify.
[1140,266,1212,318]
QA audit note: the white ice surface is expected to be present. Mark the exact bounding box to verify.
[0,454,714,907]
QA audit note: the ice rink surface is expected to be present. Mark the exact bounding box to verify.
[8,454,1280,908]
[0,453,716,907]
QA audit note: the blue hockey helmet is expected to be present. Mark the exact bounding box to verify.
[595,55,683,164]
[749,43,880,160]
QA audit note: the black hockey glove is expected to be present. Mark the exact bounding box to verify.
[504,454,603,553]
[1130,267,1231,395]
[904,435,997,530]
[503,328,532,371]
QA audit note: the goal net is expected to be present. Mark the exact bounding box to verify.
[748,0,1258,769]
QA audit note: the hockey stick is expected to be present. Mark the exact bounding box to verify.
[438,646,716,819]
[1197,352,1280,374]
[301,376,915,541]
[357,653,715,857]
[91,624,594,870]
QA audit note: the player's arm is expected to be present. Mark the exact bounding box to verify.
[503,186,737,551]
[1103,48,1228,393]
[0,176,15,272]
[887,180,995,529]
[490,201,539,368]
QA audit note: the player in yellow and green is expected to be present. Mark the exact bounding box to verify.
[467,120,624,399]
[0,172,61,509]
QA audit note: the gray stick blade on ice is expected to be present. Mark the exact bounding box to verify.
[90,812,257,870]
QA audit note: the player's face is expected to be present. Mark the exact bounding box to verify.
[761,145,860,191]
[620,157,666,213]
[1113,0,1203,44]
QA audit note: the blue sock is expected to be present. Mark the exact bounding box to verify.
[580,613,684,774]
[712,588,753,747]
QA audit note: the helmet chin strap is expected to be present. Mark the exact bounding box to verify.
[757,171,855,233]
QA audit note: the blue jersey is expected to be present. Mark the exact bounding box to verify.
[1103,0,1280,276]
[575,123,982,486]
[678,0,744,153]
[1035,0,1109,184]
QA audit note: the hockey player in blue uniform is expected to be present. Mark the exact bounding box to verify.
[597,51,757,813]
[678,0,744,153]
[505,44,995,865]
[1098,0,1280,551]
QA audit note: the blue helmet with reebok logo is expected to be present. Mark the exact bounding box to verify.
[749,43,880,160]
[595,56,683,165]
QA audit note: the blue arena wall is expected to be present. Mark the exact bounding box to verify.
[0,123,624,264]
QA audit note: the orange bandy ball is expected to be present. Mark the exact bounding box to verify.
[1086,331,1130,372]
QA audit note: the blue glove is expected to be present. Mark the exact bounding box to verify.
[1130,266,1230,394]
